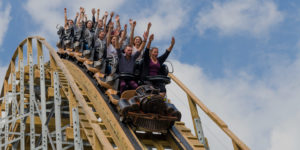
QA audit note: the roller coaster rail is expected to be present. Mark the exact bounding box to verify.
[0,36,250,150]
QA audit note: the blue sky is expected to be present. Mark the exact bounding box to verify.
[2,0,299,77]
[1,0,300,150]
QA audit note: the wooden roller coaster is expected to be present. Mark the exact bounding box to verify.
[0,36,250,150]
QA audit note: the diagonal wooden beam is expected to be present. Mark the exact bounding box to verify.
[169,73,250,150]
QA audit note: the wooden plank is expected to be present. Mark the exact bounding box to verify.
[37,40,43,65]
[27,38,32,65]
[18,46,23,72]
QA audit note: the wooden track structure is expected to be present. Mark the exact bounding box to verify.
[0,36,250,150]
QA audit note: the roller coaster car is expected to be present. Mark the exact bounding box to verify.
[118,85,181,132]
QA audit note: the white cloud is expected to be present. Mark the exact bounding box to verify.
[132,0,187,41]
[196,0,283,36]
[166,54,300,150]
[0,2,11,47]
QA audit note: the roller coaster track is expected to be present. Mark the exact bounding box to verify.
[0,36,250,150]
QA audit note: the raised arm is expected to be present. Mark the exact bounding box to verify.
[146,22,151,35]
[106,22,113,46]
[119,24,127,46]
[76,8,83,27]
[146,34,154,49]
[74,12,79,25]
[129,19,136,46]
[167,37,175,52]
[64,8,68,28]
[115,30,120,50]
[96,9,100,23]
[106,11,114,28]
[143,34,154,61]
[137,31,148,52]
[81,7,87,22]
[103,11,108,32]
[115,14,121,30]
[91,8,96,24]
[158,37,175,64]
[138,22,151,51]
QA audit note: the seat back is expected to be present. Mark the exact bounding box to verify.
[133,59,144,77]
[159,64,169,76]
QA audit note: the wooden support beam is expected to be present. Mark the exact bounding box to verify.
[187,95,200,136]
[27,38,32,65]
[169,73,250,150]
[18,46,23,72]
[37,40,43,65]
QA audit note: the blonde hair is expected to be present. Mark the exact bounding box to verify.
[149,47,159,56]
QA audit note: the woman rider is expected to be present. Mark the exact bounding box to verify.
[141,34,175,97]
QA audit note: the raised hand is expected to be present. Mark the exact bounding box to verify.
[129,19,133,26]
[167,36,175,51]
[171,37,175,46]
[76,12,79,17]
[92,8,96,15]
[104,11,108,17]
[115,14,120,22]
[143,31,149,40]
[147,22,152,29]
[149,34,154,41]
[110,11,114,18]
[64,8,67,13]
[133,21,136,27]
[124,24,127,31]
[97,9,100,14]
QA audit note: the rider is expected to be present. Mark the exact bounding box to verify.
[117,30,149,94]
[141,34,175,97]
